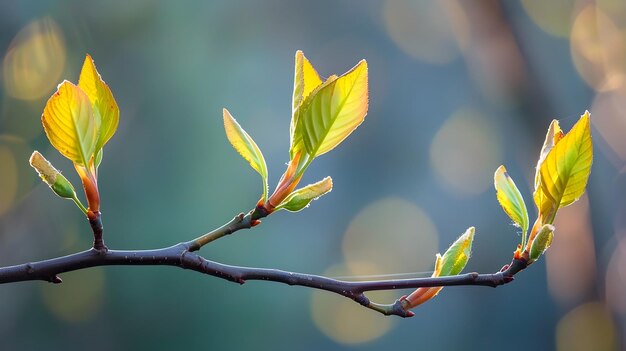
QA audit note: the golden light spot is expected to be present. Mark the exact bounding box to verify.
[342,197,438,275]
[590,87,626,165]
[0,135,41,211]
[40,268,105,323]
[3,17,66,100]
[546,195,596,304]
[382,0,468,64]
[430,108,501,196]
[521,0,577,37]
[606,233,626,314]
[556,302,619,351]
[0,145,18,215]
[596,0,626,23]
[570,5,626,92]
[310,263,394,345]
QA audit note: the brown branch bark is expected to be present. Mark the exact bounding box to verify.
[0,212,528,317]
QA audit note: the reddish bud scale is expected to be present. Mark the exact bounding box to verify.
[75,164,100,212]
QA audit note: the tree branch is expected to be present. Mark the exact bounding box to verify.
[0,211,528,317]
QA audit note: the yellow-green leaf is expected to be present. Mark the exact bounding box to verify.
[276,176,332,212]
[292,50,322,114]
[42,81,99,166]
[529,224,554,262]
[537,112,593,222]
[78,54,120,154]
[290,51,323,159]
[534,119,564,190]
[296,60,368,158]
[533,119,564,216]
[439,227,474,276]
[223,108,268,201]
[290,75,337,159]
[403,227,474,310]
[494,165,529,237]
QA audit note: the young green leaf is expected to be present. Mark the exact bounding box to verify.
[296,60,368,158]
[94,149,104,169]
[529,224,554,262]
[42,81,99,166]
[537,112,593,223]
[439,227,475,276]
[494,165,529,241]
[223,108,269,201]
[290,75,338,159]
[534,119,564,190]
[78,54,119,155]
[402,227,474,310]
[291,50,322,116]
[533,119,564,218]
[275,176,332,212]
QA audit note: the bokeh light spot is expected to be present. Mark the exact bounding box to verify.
[40,267,105,323]
[342,197,438,275]
[546,195,596,304]
[606,233,626,314]
[0,145,18,215]
[430,108,501,196]
[521,0,577,37]
[0,135,41,211]
[590,86,626,166]
[382,0,467,64]
[311,263,394,345]
[556,302,619,351]
[570,5,626,92]
[3,17,66,100]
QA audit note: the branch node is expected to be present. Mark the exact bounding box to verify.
[391,299,414,318]
[354,293,370,307]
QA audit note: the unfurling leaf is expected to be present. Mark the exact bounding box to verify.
[295,60,368,158]
[290,75,337,159]
[291,51,323,149]
[533,119,564,218]
[536,112,592,223]
[439,227,475,276]
[402,227,474,310]
[78,54,120,155]
[276,176,332,212]
[534,120,564,190]
[223,108,269,201]
[42,81,99,166]
[529,224,554,262]
[494,165,529,243]
[292,51,322,112]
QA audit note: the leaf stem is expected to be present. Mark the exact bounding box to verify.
[71,195,88,215]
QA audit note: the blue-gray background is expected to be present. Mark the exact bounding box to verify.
[0,1,624,350]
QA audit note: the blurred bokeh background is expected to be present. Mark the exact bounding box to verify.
[0,1,624,350]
